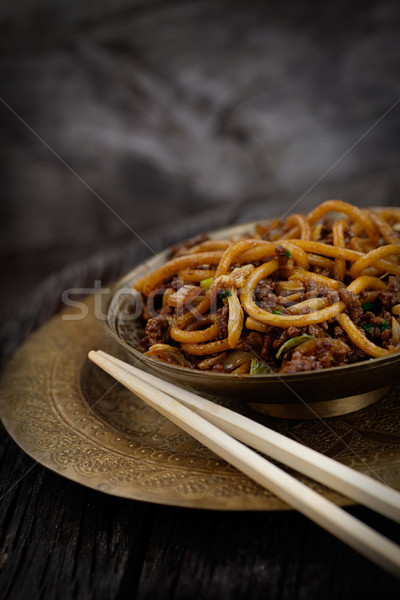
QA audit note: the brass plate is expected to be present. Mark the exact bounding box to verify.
[1,296,400,510]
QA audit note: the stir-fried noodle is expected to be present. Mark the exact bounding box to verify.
[134,201,400,374]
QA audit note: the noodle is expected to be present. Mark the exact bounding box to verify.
[135,251,224,296]
[285,213,312,240]
[134,200,400,374]
[349,245,400,278]
[332,220,347,281]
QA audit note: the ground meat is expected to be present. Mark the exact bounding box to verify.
[274,244,290,267]
[345,345,369,363]
[287,326,301,337]
[319,217,335,244]
[370,315,387,326]
[279,335,362,373]
[348,306,364,324]
[254,279,277,298]
[363,310,376,321]
[280,356,317,373]
[216,303,229,338]
[359,289,380,304]
[308,324,325,337]
[314,338,334,354]
[304,281,320,299]
[318,354,334,368]
[327,290,340,304]
[237,331,264,353]
[330,341,349,361]
[167,276,183,291]
[142,306,173,347]
[339,287,361,308]
[254,280,278,311]
[381,276,400,307]
[343,225,354,245]
[260,333,273,360]
[272,329,290,349]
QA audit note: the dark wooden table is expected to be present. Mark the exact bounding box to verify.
[1,1,400,597]
[1,211,400,600]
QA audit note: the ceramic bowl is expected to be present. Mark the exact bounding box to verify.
[104,221,400,419]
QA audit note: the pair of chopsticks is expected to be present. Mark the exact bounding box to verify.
[89,350,400,577]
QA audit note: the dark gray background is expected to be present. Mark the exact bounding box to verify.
[1,0,399,307]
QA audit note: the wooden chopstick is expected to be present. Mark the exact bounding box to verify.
[88,350,400,577]
[95,349,400,524]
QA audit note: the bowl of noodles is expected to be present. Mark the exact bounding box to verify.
[105,200,400,419]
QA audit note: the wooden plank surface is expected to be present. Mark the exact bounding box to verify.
[1,228,400,599]
[0,444,399,599]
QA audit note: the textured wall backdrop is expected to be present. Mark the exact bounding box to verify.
[0,0,399,307]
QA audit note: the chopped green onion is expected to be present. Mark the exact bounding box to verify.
[284,249,292,258]
[200,277,213,290]
[361,302,374,312]
[273,308,282,315]
[276,334,314,359]
[250,357,273,374]
[363,321,390,334]
[219,290,232,299]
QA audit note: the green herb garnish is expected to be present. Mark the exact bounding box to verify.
[273,308,282,315]
[200,277,213,290]
[363,321,390,334]
[361,302,374,312]
[250,357,273,374]
[284,249,292,258]
[276,334,314,359]
[219,290,232,300]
